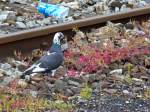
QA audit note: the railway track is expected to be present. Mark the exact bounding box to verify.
[0,6,150,58]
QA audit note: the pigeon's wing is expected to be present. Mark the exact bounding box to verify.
[24,52,63,75]
[38,52,63,71]
[23,62,42,75]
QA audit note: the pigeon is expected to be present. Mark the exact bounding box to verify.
[21,32,65,80]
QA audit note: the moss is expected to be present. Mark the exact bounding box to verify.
[80,84,92,100]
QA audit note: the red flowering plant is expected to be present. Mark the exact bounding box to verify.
[64,22,150,77]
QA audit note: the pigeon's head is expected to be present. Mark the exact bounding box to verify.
[53,32,64,45]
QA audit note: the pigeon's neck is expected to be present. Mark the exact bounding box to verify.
[49,43,62,53]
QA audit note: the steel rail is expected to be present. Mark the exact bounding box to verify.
[0,6,150,44]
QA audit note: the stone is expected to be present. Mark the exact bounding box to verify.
[31,75,43,82]
[0,76,15,86]
[65,89,74,96]
[0,63,12,70]
[103,88,117,94]
[15,22,26,29]
[123,90,130,94]
[109,69,123,75]
[63,16,74,22]
[17,79,28,88]
[109,0,123,9]
[0,30,7,35]
[26,20,39,28]
[39,17,52,26]
[30,90,38,98]
[138,1,147,7]
[73,12,81,19]
[132,78,143,82]
[0,12,8,22]
[95,2,107,13]
[0,69,5,74]
[111,74,125,81]
[54,79,67,93]
[70,86,80,94]
[125,22,134,29]
[91,82,100,90]
[120,4,128,12]
[133,87,143,93]
[62,1,80,10]
[88,74,100,83]
[9,0,30,4]
[145,57,150,67]
[16,16,25,22]
[68,80,80,87]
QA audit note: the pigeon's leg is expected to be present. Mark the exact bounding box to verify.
[51,70,56,76]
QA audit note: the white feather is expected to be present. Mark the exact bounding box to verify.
[24,64,36,73]
[30,73,39,77]
[47,51,56,55]
[32,63,46,73]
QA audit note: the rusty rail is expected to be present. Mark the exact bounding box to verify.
[0,6,150,58]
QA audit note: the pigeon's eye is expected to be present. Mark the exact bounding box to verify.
[58,35,61,38]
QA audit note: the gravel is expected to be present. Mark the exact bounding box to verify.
[0,0,149,35]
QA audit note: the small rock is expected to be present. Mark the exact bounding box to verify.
[0,76,15,86]
[39,17,51,26]
[9,0,29,4]
[15,22,26,29]
[68,80,80,87]
[0,63,12,70]
[65,89,74,96]
[125,22,134,29]
[70,86,80,94]
[54,79,67,93]
[17,79,28,88]
[141,76,149,82]
[145,57,150,67]
[91,82,100,90]
[0,73,4,77]
[103,88,117,94]
[26,20,39,28]
[123,90,130,94]
[95,2,107,13]
[109,0,122,9]
[31,75,43,82]
[4,68,15,76]
[132,78,143,82]
[111,74,125,81]
[16,16,25,22]
[0,69,5,75]
[62,1,79,10]
[125,100,130,104]
[133,87,143,93]
[110,69,123,75]
[0,12,8,22]
[30,90,38,98]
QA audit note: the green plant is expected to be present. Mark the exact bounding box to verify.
[0,90,74,112]
[80,83,92,100]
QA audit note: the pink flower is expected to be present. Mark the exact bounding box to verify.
[64,51,73,58]
[66,69,79,77]
[103,52,111,64]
